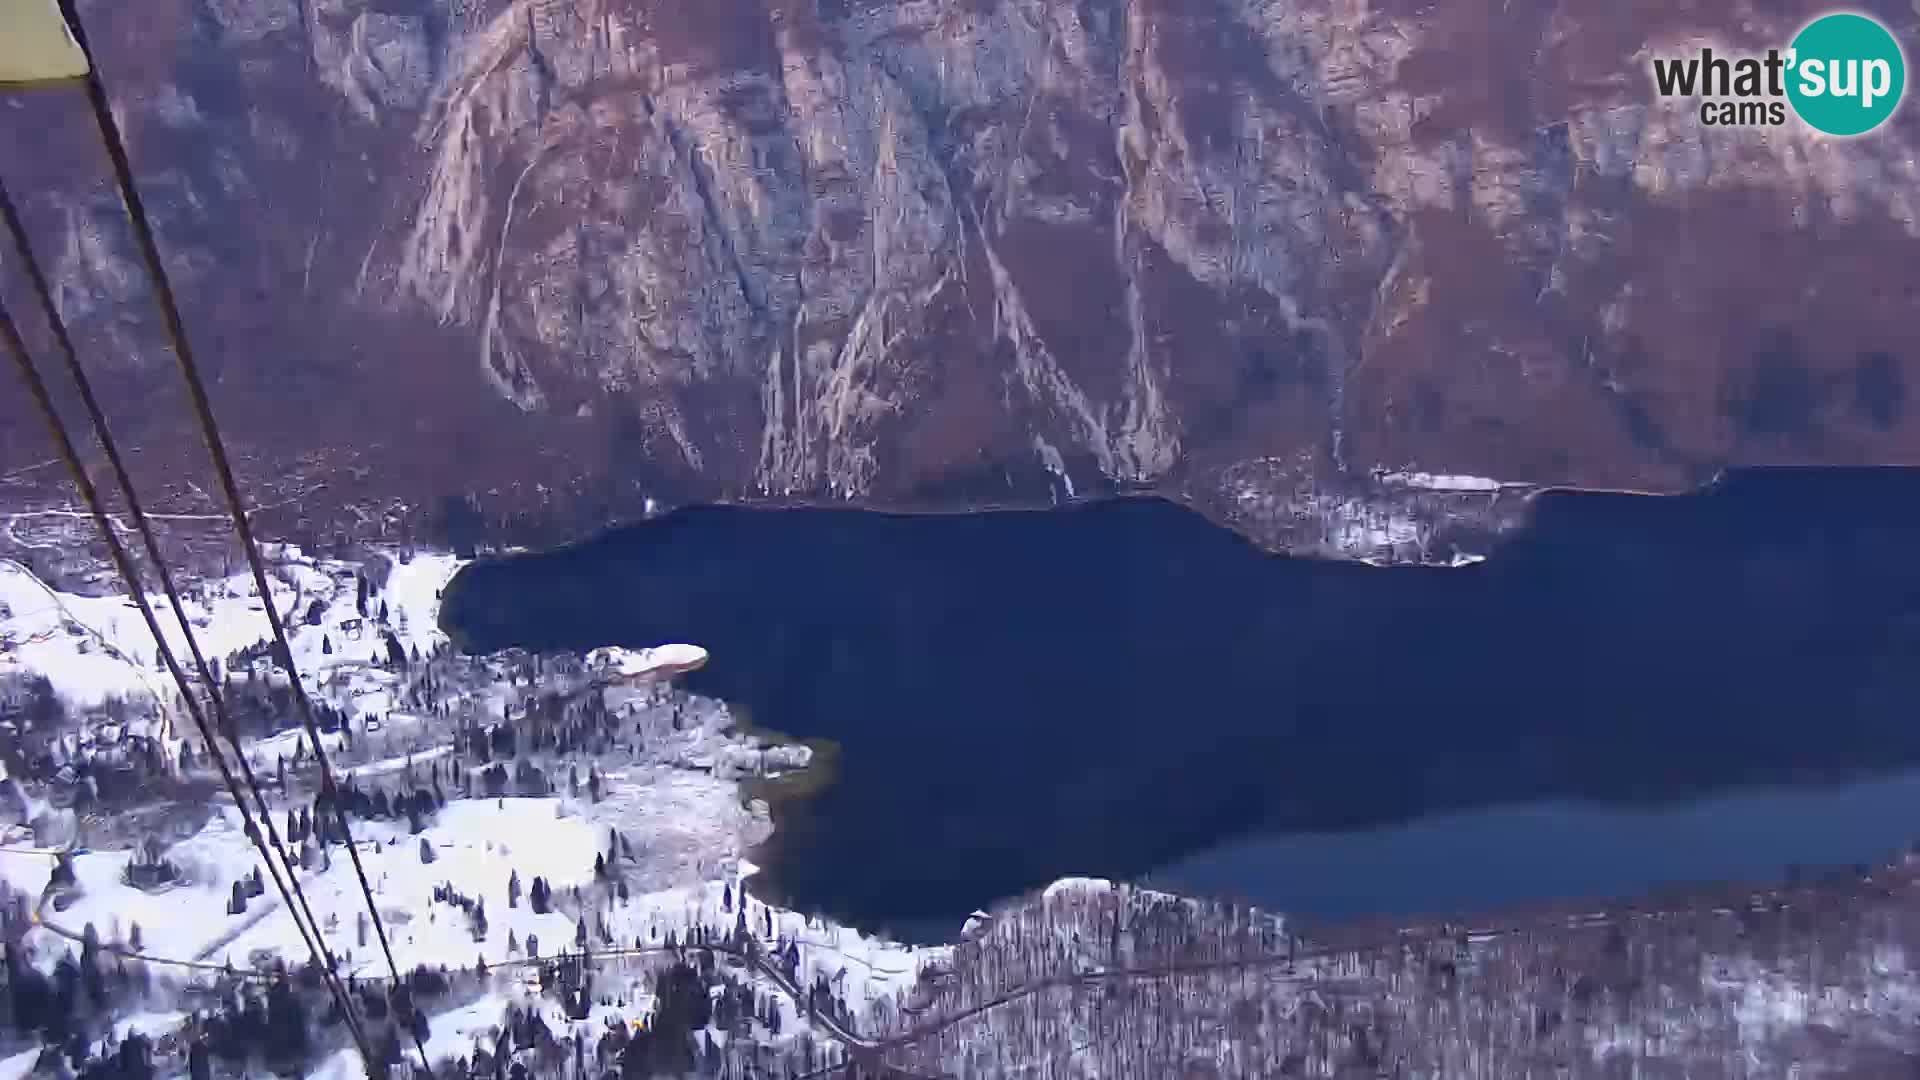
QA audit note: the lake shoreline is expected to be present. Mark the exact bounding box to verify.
[720,708,849,922]
[438,468,1920,933]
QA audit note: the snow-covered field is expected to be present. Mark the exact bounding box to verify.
[3,790,932,992]
[0,1049,36,1080]
[0,785,937,1075]
[305,995,517,1080]
[342,745,453,779]
[222,798,605,975]
[0,560,171,708]
[0,549,463,720]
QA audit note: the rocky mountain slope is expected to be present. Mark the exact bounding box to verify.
[2,0,1916,564]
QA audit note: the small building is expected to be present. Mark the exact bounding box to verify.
[125,834,179,891]
[585,644,709,685]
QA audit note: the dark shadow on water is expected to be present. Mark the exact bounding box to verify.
[441,469,1920,939]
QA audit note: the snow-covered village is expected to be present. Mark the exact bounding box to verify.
[0,543,948,1078]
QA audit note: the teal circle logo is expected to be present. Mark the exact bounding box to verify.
[1786,12,1906,136]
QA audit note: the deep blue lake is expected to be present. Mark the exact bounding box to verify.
[441,470,1920,940]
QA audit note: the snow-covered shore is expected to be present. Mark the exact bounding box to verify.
[0,544,948,1075]
[0,548,463,716]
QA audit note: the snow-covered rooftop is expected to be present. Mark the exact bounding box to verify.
[585,644,710,681]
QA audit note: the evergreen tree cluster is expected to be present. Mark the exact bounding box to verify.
[3,935,159,1072]
[457,682,633,774]
[312,775,444,837]
[434,883,489,940]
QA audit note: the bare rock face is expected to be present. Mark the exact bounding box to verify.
[1,0,1916,565]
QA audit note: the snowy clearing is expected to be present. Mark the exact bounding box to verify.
[0,549,463,721]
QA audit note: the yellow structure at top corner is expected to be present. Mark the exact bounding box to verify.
[0,0,89,86]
